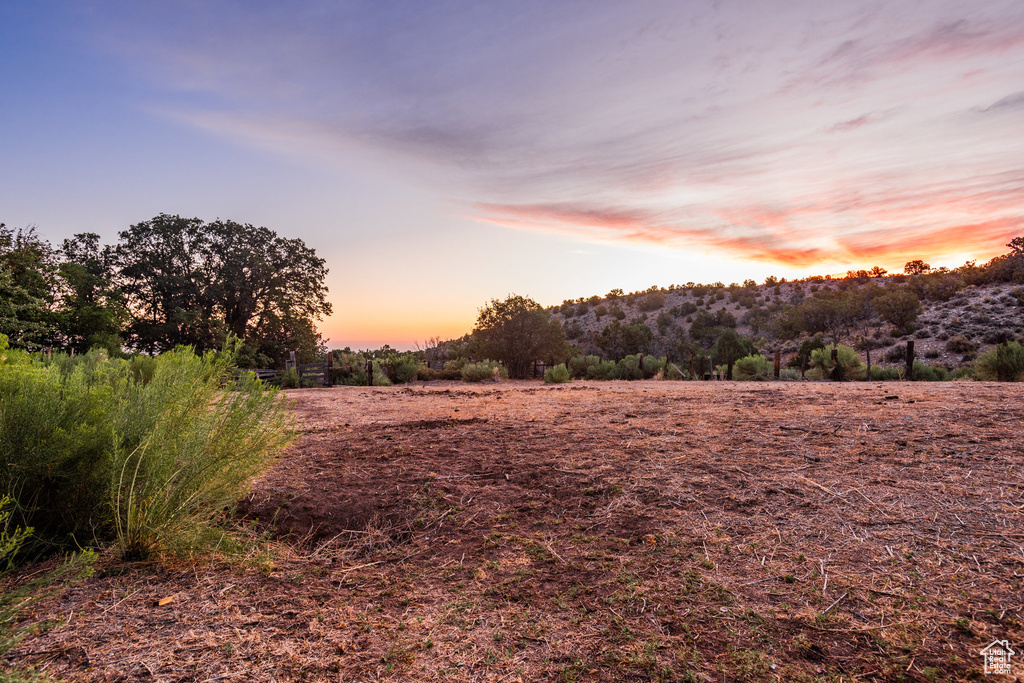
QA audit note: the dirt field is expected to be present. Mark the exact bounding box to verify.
[7,380,1024,682]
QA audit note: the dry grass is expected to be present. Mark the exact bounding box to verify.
[4,380,1023,681]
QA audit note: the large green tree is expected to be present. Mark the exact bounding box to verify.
[116,214,331,364]
[595,320,654,359]
[56,232,125,354]
[472,295,569,379]
[872,288,920,334]
[0,224,58,347]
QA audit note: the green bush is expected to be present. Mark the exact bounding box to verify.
[810,344,864,380]
[733,354,773,381]
[371,361,393,386]
[568,355,601,379]
[912,361,949,381]
[869,365,902,381]
[615,355,644,380]
[0,497,31,575]
[950,366,975,380]
[641,355,665,378]
[779,368,800,380]
[461,360,507,382]
[394,360,421,384]
[416,366,440,381]
[974,341,1024,381]
[586,360,618,380]
[543,363,571,384]
[0,342,292,560]
[281,367,301,388]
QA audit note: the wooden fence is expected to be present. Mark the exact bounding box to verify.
[298,361,330,387]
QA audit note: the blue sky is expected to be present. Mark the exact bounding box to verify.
[2,1,1022,348]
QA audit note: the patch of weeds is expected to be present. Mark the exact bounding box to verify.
[721,645,772,680]
[681,568,702,595]
[557,657,587,681]
[952,617,974,636]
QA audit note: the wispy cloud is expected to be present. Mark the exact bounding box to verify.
[86,0,1024,271]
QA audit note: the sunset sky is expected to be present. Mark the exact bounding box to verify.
[2,1,1022,349]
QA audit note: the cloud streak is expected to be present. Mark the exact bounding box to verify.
[85,0,1024,272]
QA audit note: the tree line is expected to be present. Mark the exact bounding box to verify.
[0,214,331,366]
[433,238,1024,381]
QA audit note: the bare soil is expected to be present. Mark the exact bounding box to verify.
[6,380,1024,682]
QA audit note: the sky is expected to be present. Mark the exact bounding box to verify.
[2,0,1022,349]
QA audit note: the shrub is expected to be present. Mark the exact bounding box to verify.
[974,341,1024,381]
[950,366,975,380]
[439,367,462,380]
[416,366,440,381]
[543,364,571,384]
[869,365,903,381]
[281,367,301,388]
[611,355,642,380]
[0,344,292,560]
[810,344,864,380]
[641,355,665,378]
[568,355,601,378]
[883,344,907,363]
[394,360,421,384]
[461,360,507,382]
[792,335,826,368]
[733,354,773,381]
[912,361,949,381]
[586,360,618,380]
[371,361,392,386]
[779,368,800,380]
[0,496,31,575]
[638,292,666,312]
[444,358,469,371]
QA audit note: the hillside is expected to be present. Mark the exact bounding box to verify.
[549,267,1024,371]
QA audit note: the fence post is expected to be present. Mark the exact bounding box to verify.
[774,351,781,379]
[326,353,334,387]
[905,340,915,381]
[366,359,373,386]
[689,355,694,380]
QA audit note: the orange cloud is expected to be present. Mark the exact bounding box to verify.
[474,200,1023,273]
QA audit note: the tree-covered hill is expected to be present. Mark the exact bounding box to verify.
[547,241,1024,371]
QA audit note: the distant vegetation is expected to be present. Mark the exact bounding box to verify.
[6,216,1022,384]
[0,215,331,367]
[536,237,1024,382]
[335,239,1024,384]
